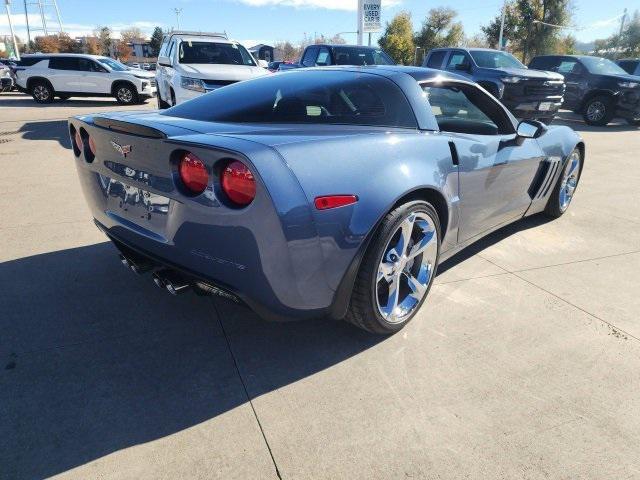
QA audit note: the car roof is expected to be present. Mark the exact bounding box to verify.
[312,44,381,49]
[298,65,469,82]
[430,47,501,53]
[23,53,103,59]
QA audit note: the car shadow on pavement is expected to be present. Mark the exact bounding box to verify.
[18,120,71,149]
[0,213,553,479]
[0,94,120,109]
[553,112,638,133]
[0,241,381,479]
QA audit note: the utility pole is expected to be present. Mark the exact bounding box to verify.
[357,0,363,46]
[615,8,628,59]
[4,0,21,60]
[497,0,507,50]
[174,7,183,30]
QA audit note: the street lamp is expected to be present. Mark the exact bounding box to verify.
[4,0,21,60]
[173,7,183,30]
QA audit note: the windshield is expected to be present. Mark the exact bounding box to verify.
[332,47,395,66]
[178,41,256,66]
[97,57,129,71]
[580,56,628,76]
[164,70,416,128]
[470,50,525,69]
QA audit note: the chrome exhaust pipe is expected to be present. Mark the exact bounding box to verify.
[152,269,191,295]
[118,253,154,274]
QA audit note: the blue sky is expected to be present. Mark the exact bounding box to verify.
[1,0,633,46]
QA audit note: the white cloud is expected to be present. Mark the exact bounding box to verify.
[0,13,163,40]
[231,0,400,12]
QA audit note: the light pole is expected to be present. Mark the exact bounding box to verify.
[414,47,422,66]
[173,7,183,31]
[497,0,507,50]
[4,0,21,60]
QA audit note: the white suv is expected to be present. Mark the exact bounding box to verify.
[155,31,268,108]
[15,54,156,104]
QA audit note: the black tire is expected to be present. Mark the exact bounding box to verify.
[113,83,139,105]
[344,201,441,334]
[544,148,583,218]
[627,118,640,127]
[582,95,614,126]
[30,80,54,103]
[157,91,170,109]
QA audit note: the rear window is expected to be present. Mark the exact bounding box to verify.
[165,70,416,128]
[332,47,394,66]
[426,51,446,68]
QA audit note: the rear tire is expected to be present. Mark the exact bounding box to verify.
[344,201,441,334]
[582,95,613,126]
[30,80,54,103]
[114,83,139,105]
[544,148,582,218]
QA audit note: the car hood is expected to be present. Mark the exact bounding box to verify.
[121,69,155,79]
[595,73,640,83]
[481,66,564,80]
[176,63,268,80]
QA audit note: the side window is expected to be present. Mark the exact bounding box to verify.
[301,47,318,67]
[49,57,80,70]
[556,60,579,74]
[529,57,556,70]
[426,50,446,68]
[316,47,331,66]
[76,58,98,72]
[422,83,514,135]
[167,40,175,59]
[446,52,469,69]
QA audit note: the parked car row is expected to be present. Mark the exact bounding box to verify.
[7,39,640,127]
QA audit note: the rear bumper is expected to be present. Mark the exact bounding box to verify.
[71,116,342,322]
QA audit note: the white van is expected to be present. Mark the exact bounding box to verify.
[155,31,268,108]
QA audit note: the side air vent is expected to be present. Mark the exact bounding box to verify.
[528,158,560,200]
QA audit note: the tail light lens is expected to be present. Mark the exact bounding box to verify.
[88,135,97,156]
[179,152,209,194]
[74,129,83,152]
[221,160,256,206]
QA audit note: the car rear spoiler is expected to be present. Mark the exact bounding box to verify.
[93,117,167,139]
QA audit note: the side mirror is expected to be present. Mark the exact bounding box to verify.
[157,56,172,68]
[517,120,547,139]
[455,63,470,71]
[258,59,268,68]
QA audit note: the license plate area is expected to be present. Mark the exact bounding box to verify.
[100,174,171,240]
[538,102,553,111]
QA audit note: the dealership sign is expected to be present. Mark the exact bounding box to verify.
[362,0,381,33]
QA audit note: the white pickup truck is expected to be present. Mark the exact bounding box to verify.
[15,54,156,104]
[155,31,268,108]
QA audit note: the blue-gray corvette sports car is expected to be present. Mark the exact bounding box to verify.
[70,66,584,334]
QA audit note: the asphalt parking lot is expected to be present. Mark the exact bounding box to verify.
[1,90,639,479]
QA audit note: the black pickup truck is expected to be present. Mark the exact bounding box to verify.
[423,48,565,123]
[529,55,640,126]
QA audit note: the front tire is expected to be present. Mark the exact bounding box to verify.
[157,91,170,109]
[114,84,139,105]
[583,95,613,126]
[627,118,640,127]
[345,201,441,334]
[30,80,54,103]
[544,149,582,218]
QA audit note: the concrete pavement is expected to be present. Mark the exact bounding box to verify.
[1,91,639,479]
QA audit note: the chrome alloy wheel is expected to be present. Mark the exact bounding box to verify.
[375,212,438,324]
[117,87,133,103]
[586,101,606,122]
[33,85,50,101]
[559,151,581,212]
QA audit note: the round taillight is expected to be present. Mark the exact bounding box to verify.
[74,130,83,151]
[179,152,209,194]
[88,136,97,156]
[221,160,256,206]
